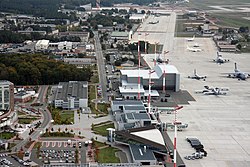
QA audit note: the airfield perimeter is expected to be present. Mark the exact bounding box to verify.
[133,13,250,167]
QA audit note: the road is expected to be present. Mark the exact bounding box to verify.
[94,31,108,102]
[12,85,52,152]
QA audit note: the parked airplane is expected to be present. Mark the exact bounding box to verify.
[187,46,202,52]
[149,20,159,24]
[213,52,229,64]
[186,35,195,41]
[188,69,206,81]
[223,63,250,80]
[195,86,229,95]
[193,43,200,47]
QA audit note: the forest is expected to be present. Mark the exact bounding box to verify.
[0,54,93,85]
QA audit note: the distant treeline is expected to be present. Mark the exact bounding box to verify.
[0,30,82,43]
[0,0,156,17]
[0,54,92,85]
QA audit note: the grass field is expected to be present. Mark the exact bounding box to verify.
[184,0,250,28]
[18,117,38,124]
[97,147,120,163]
[60,110,74,124]
[49,107,74,125]
[0,132,15,139]
[92,122,115,136]
[211,13,250,27]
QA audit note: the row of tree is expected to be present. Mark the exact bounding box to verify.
[0,30,84,43]
[0,54,93,85]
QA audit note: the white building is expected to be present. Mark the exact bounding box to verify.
[119,63,180,100]
[35,40,50,50]
[129,14,147,23]
[53,81,88,109]
[58,41,73,50]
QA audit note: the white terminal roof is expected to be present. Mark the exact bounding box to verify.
[120,64,179,79]
[131,129,165,146]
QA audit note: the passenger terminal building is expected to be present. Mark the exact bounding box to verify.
[119,63,180,100]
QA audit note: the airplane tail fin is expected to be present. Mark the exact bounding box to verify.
[194,69,196,75]
[234,62,237,72]
[193,35,195,40]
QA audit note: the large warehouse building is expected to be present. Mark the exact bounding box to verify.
[119,63,180,100]
[53,81,88,109]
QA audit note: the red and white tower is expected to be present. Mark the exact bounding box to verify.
[96,0,101,10]
[163,51,169,93]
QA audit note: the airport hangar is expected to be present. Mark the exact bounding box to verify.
[119,63,180,100]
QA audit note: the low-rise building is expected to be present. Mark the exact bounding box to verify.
[64,58,96,67]
[111,100,158,130]
[14,91,33,103]
[53,81,88,109]
[111,31,129,41]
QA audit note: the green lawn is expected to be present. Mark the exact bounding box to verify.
[60,110,74,124]
[93,140,107,148]
[49,106,74,125]
[42,132,74,137]
[90,72,99,84]
[97,147,120,163]
[18,117,38,124]
[92,122,115,136]
[97,103,109,114]
[0,132,15,139]
[89,85,96,100]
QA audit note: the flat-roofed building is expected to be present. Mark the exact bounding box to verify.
[58,41,73,50]
[111,100,158,130]
[53,81,88,109]
[129,14,146,23]
[119,63,180,100]
[14,91,32,103]
[64,58,96,67]
[111,31,129,41]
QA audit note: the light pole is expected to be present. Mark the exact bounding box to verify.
[137,32,141,100]
[148,70,155,114]
[145,33,149,54]
[154,42,159,66]
[173,106,183,167]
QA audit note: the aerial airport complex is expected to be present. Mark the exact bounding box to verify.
[1,2,250,167]
[109,10,250,167]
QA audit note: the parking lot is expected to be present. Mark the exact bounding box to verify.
[159,37,250,167]
[31,140,87,165]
